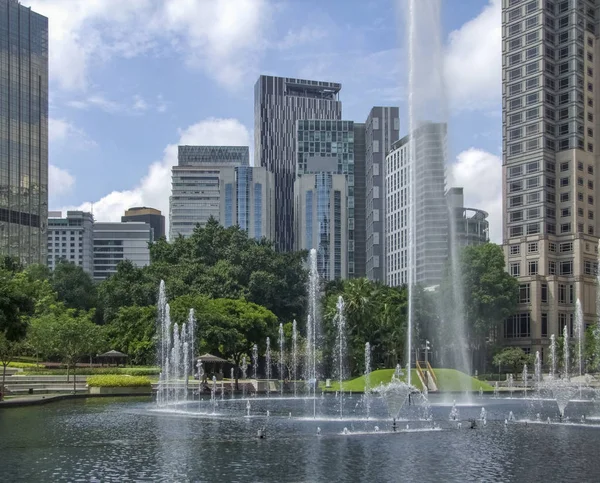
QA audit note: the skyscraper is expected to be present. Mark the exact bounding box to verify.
[365,107,400,282]
[122,207,165,240]
[385,122,448,288]
[221,166,275,241]
[502,0,600,357]
[169,146,248,239]
[0,0,48,265]
[254,75,342,251]
[295,119,355,276]
[353,123,367,278]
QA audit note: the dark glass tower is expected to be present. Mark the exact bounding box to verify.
[254,76,342,252]
[0,0,48,265]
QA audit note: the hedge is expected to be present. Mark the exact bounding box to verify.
[87,375,152,388]
[22,367,160,376]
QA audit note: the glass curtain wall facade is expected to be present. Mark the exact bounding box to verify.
[254,76,342,252]
[221,166,275,241]
[169,146,248,239]
[294,171,347,280]
[0,0,48,265]
[296,119,355,276]
[385,122,448,288]
[502,0,600,357]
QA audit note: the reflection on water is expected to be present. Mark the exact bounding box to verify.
[0,395,599,482]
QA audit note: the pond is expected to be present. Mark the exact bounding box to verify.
[1,394,599,482]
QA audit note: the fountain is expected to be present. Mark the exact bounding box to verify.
[508,374,514,398]
[364,342,372,420]
[156,281,196,407]
[563,325,570,380]
[279,323,285,395]
[449,401,459,421]
[292,320,298,397]
[211,376,217,413]
[265,337,272,397]
[306,248,320,418]
[575,299,584,378]
[534,351,542,386]
[550,334,557,378]
[376,364,417,430]
[252,343,258,393]
[334,296,347,419]
[522,364,528,396]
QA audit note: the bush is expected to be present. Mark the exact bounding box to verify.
[8,362,40,368]
[87,375,152,387]
[21,367,160,376]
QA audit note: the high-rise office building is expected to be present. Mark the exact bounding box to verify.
[221,166,275,240]
[122,207,165,240]
[296,119,355,277]
[0,0,48,265]
[365,107,400,282]
[93,222,152,281]
[502,0,600,357]
[446,187,490,249]
[385,122,448,288]
[169,146,249,239]
[47,211,94,275]
[294,158,348,280]
[353,123,367,278]
[254,75,342,251]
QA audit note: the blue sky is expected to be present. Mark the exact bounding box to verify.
[31,0,503,242]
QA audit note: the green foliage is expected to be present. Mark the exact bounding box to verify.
[87,375,152,387]
[441,243,519,371]
[322,279,408,376]
[105,306,157,366]
[50,261,97,312]
[0,268,37,342]
[585,325,600,373]
[22,367,160,376]
[492,347,533,374]
[7,361,39,368]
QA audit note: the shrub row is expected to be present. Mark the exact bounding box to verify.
[7,362,41,368]
[87,375,152,387]
[21,367,160,376]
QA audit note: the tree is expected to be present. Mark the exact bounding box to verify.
[0,332,25,399]
[442,243,519,372]
[106,305,157,365]
[492,347,533,374]
[51,261,97,312]
[51,310,106,390]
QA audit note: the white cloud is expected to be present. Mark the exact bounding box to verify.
[445,0,501,110]
[29,0,271,92]
[67,93,167,114]
[49,165,75,196]
[448,148,503,244]
[59,118,251,230]
[49,118,97,149]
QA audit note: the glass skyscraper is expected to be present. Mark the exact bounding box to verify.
[296,119,355,276]
[0,0,48,265]
[254,75,342,252]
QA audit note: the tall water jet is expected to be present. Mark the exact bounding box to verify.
[292,320,298,397]
[265,337,272,397]
[306,248,320,417]
[279,323,285,395]
[522,364,528,396]
[575,299,584,377]
[550,334,557,378]
[563,325,570,380]
[534,351,542,386]
[334,296,347,419]
[252,344,258,381]
[364,342,372,420]
[403,0,467,381]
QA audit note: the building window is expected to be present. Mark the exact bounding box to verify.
[560,260,573,275]
[504,313,531,338]
[527,242,538,253]
[541,283,548,303]
[549,260,556,275]
[541,313,548,337]
[519,284,531,304]
[528,260,538,275]
[510,262,521,277]
[510,244,521,255]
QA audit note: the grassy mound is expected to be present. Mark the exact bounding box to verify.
[324,368,493,393]
[87,375,152,388]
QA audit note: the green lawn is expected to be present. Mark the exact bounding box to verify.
[324,368,493,393]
